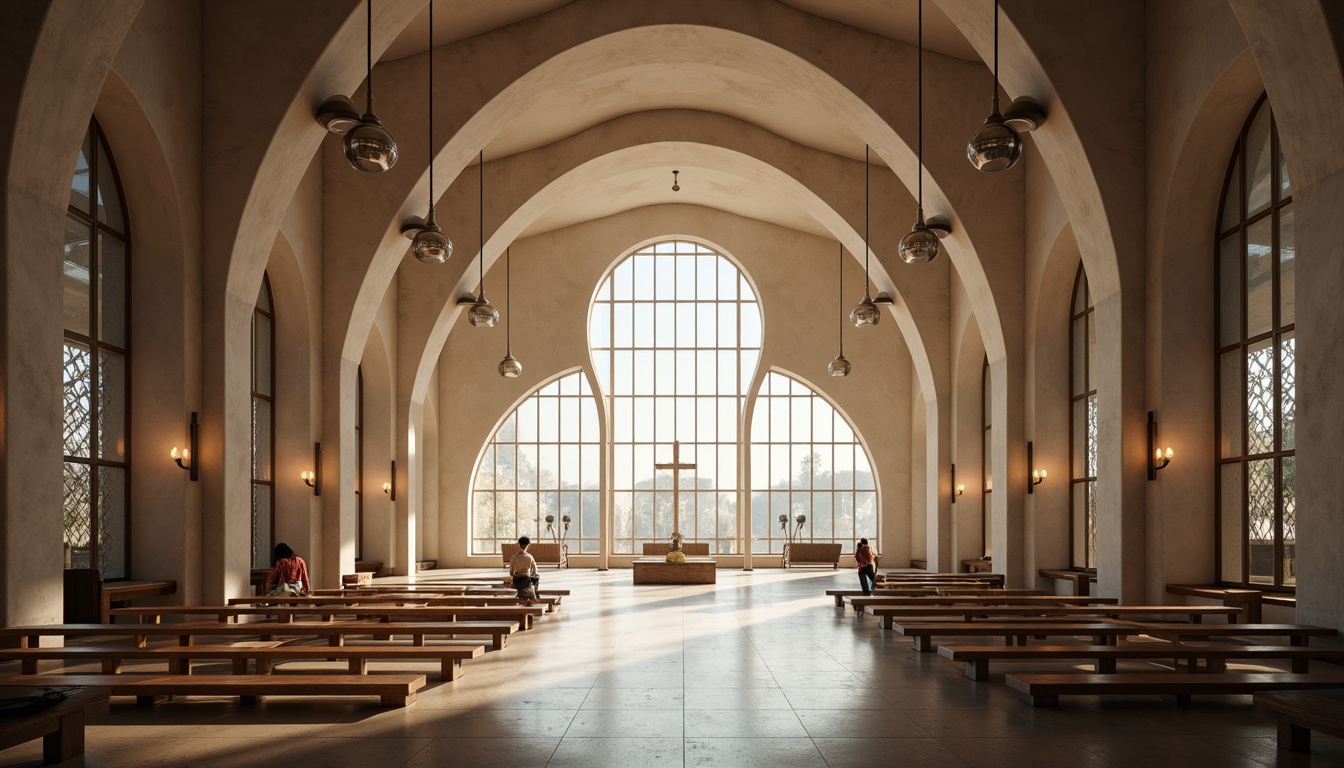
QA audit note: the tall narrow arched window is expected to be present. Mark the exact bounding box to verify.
[749,371,876,553]
[62,118,130,577]
[590,241,762,554]
[1070,266,1097,569]
[1216,96,1295,589]
[472,372,601,555]
[251,275,275,570]
[981,357,992,557]
[355,365,364,561]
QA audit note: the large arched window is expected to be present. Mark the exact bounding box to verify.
[1216,96,1295,589]
[251,275,275,570]
[590,241,762,554]
[1070,266,1097,569]
[981,357,991,557]
[749,371,876,553]
[62,118,130,577]
[472,372,601,555]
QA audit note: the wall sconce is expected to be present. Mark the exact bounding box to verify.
[301,442,321,496]
[170,411,199,481]
[1148,411,1173,480]
[1027,441,1045,494]
[951,463,965,504]
[384,460,396,501]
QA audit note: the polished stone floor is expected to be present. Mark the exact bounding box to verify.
[3,567,1343,767]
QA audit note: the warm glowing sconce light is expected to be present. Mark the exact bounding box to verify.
[1032,469,1047,486]
[1027,441,1045,494]
[301,442,322,495]
[1147,411,1173,480]
[950,463,963,504]
[383,482,391,494]
[171,411,199,481]
[301,471,316,487]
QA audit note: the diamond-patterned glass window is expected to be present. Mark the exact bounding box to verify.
[251,275,275,570]
[61,119,129,577]
[1216,96,1296,589]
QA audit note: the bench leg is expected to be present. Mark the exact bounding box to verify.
[834,595,844,607]
[381,692,414,708]
[231,659,247,675]
[348,658,367,674]
[103,658,122,674]
[912,636,934,653]
[1292,658,1309,673]
[441,659,461,682]
[493,635,505,651]
[257,659,273,674]
[1175,694,1192,706]
[882,615,893,631]
[21,659,37,674]
[1206,658,1227,673]
[1278,718,1312,752]
[1095,659,1116,674]
[1019,692,1058,708]
[240,695,260,705]
[964,660,988,682]
[43,710,86,765]
[136,695,168,706]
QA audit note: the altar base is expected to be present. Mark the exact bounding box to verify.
[632,558,716,584]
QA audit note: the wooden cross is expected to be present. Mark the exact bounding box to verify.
[654,441,697,536]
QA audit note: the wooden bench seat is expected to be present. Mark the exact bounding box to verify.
[0,684,107,765]
[0,643,485,682]
[1006,672,1344,708]
[642,542,711,556]
[0,673,425,708]
[938,644,1344,681]
[1038,568,1097,596]
[843,594,1120,612]
[863,604,1241,628]
[1256,690,1344,752]
[890,620,1336,652]
[225,594,561,612]
[500,542,566,568]
[110,603,545,629]
[784,543,843,568]
[0,620,518,652]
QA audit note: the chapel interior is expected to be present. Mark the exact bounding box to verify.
[3,0,1344,765]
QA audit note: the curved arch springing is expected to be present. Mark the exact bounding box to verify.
[749,370,877,554]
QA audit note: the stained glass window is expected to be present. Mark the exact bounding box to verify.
[1216,96,1295,588]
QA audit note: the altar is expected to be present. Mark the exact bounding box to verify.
[632,558,717,585]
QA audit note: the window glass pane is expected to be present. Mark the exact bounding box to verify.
[1071,316,1087,395]
[1220,463,1244,583]
[251,484,273,570]
[63,342,93,458]
[1246,339,1275,455]
[1282,455,1296,586]
[251,397,272,481]
[70,129,92,214]
[63,462,92,569]
[253,311,273,397]
[1218,234,1240,347]
[1086,314,1097,391]
[1279,204,1295,327]
[63,216,92,337]
[1280,331,1295,451]
[1086,394,1099,478]
[1245,217,1273,338]
[1219,350,1242,458]
[1246,458,1275,584]
[1245,104,1273,217]
[1220,156,1241,234]
[589,303,610,349]
[97,350,126,460]
[1071,398,1087,478]
[95,136,125,232]
[97,234,127,346]
[1072,271,1088,315]
[1277,128,1291,200]
[1086,481,1097,568]
[97,466,126,578]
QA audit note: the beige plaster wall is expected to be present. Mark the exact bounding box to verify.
[432,205,912,569]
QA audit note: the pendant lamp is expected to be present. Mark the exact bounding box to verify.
[966,0,1046,172]
[898,0,951,265]
[401,0,451,262]
[828,243,852,377]
[849,145,880,327]
[467,150,499,328]
[317,0,398,172]
[498,246,523,378]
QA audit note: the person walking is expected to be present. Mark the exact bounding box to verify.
[855,538,876,594]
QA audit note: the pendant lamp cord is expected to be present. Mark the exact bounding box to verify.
[478,149,485,292]
[864,144,871,296]
[505,246,512,352]
[917,0,924,213]
[427,0,433,207]
[838,243,844,355]
[992,0,1000,113]
[366,0,374,110]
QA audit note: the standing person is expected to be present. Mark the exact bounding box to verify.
[855,538,876,594]
[266,542,311,596]
[509,536,540,600]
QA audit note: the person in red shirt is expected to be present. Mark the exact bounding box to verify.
[265,542,311,596]
[854,538,876,594]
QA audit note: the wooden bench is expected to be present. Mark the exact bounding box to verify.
[500,542,567,568]
[939,644,1344,681]
[0,620,519,652]
[783,542,843,568]
[0,673,425,708]
[110,603,545,630]
[0,685,108,765]
[62,569,177,623]
[843,594,1119,611]
[228,594,561,611]
[1,643,485,682]
[642,542,711,556]
[1038,568,1096,596]
[1167,584,1266,623]
[889,620,1336,652]
[1257,690,1344,752]
[1006,672,1344,708]
[864,604,1242,629]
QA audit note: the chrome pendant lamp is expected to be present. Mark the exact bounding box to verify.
[498,246,523,378]
[467,150,499,328]
[966,0,1045,172]
[898,0,952,265]
[400,0,451,262]
[317,0,398,172]
[849,145,881,328]
[828,243,852,377]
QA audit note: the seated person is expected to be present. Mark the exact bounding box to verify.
[509,536,540,600]
[265,542,311,596]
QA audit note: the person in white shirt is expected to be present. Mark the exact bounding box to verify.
[509,536,540,600]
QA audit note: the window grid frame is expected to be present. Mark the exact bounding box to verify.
[251,274,276,570]
[355,365,363,561]
[1069,266,1098,570]
[981,357,991,558]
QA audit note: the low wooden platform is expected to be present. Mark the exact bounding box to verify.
[0,685,108,765]
[632,558,715,584]
[1257,690,1344,752]
[0,673,426,708]
[1006,672,1344,708]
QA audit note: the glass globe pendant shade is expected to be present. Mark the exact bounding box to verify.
[850,295,880,328]
[468,293,499,328]
[828,353,851,377]
[967,112,1023,172]
[898,219,941,265]
[411,219,451,264]
[343,113,398,172]
[498,352,523,378]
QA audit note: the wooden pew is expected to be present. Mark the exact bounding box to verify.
[1006,672,1344,708]
[938,644,1344,681]
[0,684,107,765]
[888,620,1337,652]
[1167,584,1264,623]
[863,604,1242,628]
[63,569,176,623]
[1038,568,1096,596]
[0,620,519,652]
[844,594,1120,613]
[1,643,485,682]
[0,673,425,708]
[225,594,562,612]
[783,543,843,568]
[1256,690,1344,753]
[500,542,567,568]
[109,603,545,630]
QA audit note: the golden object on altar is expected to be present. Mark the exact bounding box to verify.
[666,531,686,563]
